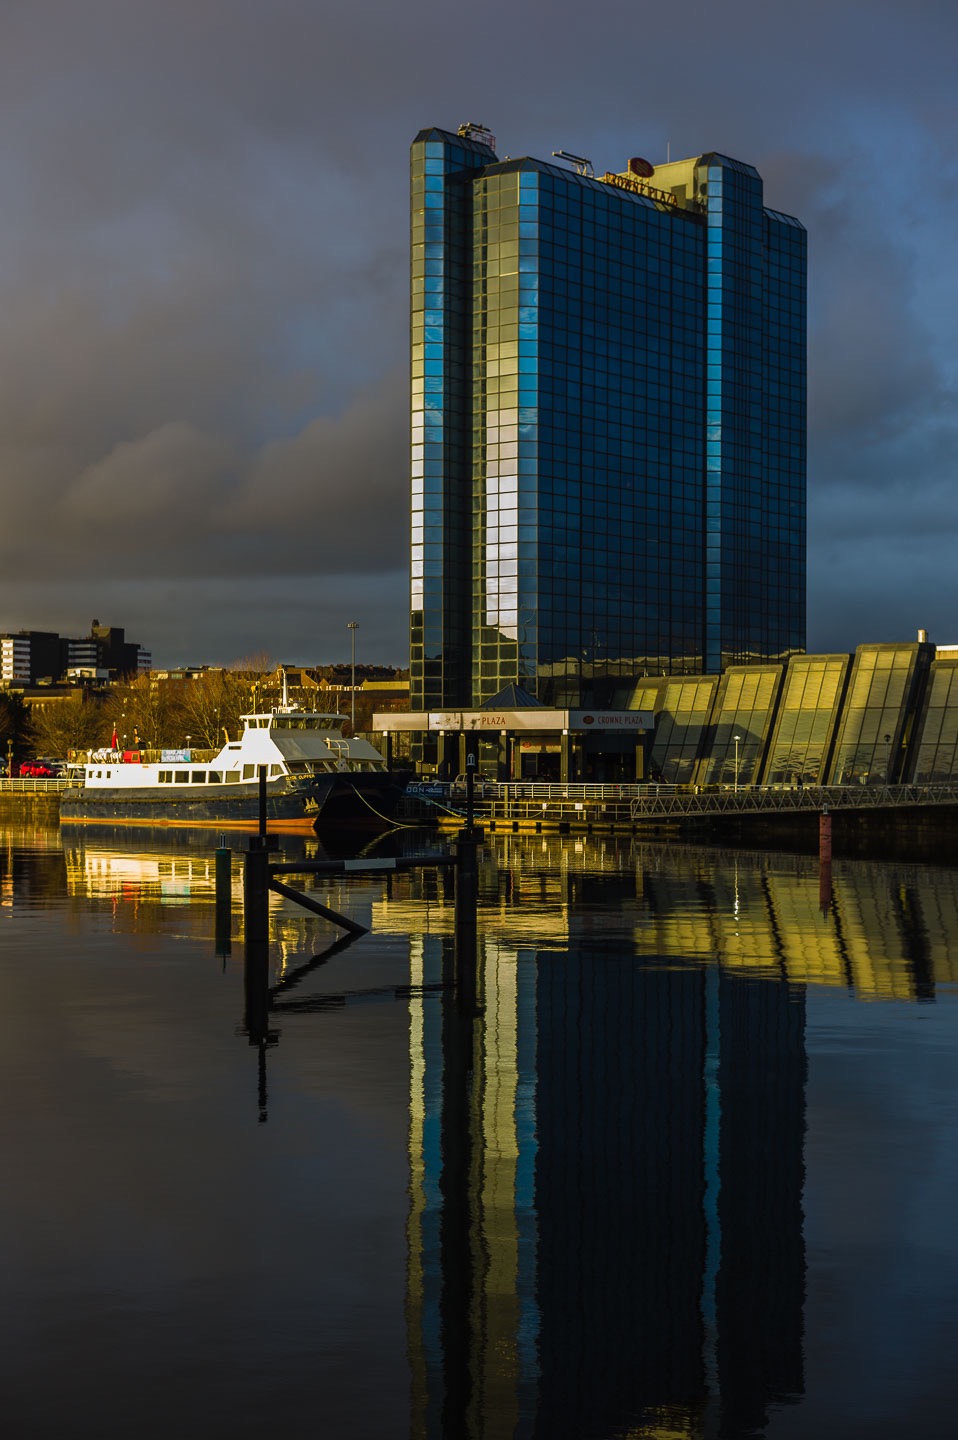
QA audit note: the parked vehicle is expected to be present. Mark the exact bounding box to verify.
[450,772,495,798]
[19,758,65,778]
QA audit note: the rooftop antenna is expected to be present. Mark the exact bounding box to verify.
[552,149,594,178]
[667,140,671,163]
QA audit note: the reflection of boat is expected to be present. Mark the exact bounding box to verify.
[60,827,325,902]
[64,846,211,902]
[60,706,400,832]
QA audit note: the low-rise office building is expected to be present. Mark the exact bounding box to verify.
[375,638,958,786]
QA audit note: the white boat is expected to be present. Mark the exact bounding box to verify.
[60,705,401,831]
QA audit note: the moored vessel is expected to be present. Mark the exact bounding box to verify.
[59,705,401,831]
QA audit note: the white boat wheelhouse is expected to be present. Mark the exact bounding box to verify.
[80,710,388,790]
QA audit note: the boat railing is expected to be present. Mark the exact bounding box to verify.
[82,747,221,765]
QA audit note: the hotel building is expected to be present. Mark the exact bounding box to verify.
[410,124,806,713]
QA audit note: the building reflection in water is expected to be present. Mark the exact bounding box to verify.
[398,835,958,1439]
[29,824,958,1436]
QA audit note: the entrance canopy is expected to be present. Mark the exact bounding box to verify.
[372,708,654,734]
[372,707,655,783]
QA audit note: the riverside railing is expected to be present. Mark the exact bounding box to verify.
[449,780,958,826]
[0,778,72,793]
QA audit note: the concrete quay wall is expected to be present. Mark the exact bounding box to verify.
[0,791,62,821]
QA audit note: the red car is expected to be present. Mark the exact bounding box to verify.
[19,759,63,778]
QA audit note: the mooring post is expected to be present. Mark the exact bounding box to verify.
[215,834,232,957]
[244,837,270,946]
[819,807,832,864]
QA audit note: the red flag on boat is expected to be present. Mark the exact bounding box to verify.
[111,727,119,750]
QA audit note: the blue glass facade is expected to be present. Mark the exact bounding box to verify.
[410,127,807,711]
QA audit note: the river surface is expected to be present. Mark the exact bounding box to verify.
[2,820,958,1439]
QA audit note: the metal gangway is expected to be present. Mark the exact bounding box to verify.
[455,780,958,827]
[624,781,958,820]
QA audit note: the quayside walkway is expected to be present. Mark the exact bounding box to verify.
[428,781,958,834]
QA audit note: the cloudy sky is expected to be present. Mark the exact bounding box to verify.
[1,0,956,666]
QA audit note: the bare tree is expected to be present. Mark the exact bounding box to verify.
[228,652,276,678]
[0,693,31,772]
[28,691,106,758]
[104,675,189,751]
[179,670,252,749]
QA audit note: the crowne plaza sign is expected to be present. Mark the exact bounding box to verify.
[427,709,654,733]
[570,710,653,731]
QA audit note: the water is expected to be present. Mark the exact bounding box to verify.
[2,821,958,1439]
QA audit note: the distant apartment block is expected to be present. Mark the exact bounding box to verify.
[0,620,151,685]
[0,635,30,683]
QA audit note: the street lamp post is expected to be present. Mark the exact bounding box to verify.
[347,621,359,734]
[733,734,741,793]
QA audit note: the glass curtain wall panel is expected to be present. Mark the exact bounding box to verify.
[762,655,850,786]
[628,679,667,714]
[470,158,705,707]
[827,644,932,785]
[700,666,783,786]
[410,127,496,712]
[696,161,806,671]
[650,677,720,784]
[909,659,958,781]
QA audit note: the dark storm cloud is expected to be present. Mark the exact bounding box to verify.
[1,369,406,582]
[2,0,957,661]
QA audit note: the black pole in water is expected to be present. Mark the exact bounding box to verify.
[244,841,270,946]
[258,765,267,844]
[215,835,232,957]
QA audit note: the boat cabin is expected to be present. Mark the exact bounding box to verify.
[79,708,388,788]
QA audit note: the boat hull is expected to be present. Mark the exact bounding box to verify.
[59,772,401,832]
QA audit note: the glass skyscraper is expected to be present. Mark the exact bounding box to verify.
[410,124,806,711]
